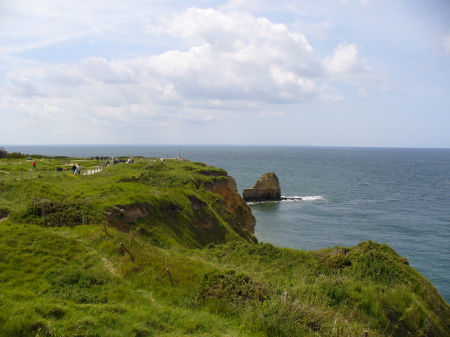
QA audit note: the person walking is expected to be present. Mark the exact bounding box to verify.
[32,161,36,170]
[72,164,77,174]
[76,165,82,175]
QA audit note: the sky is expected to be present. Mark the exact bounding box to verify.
[1,0,449,147]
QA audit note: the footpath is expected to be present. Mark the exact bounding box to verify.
[0,164,105,181]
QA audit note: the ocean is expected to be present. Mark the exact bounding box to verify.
[4,145,450,303]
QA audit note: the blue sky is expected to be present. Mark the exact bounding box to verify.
[1,0,449,147]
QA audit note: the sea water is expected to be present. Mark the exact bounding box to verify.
[4,145,450,302]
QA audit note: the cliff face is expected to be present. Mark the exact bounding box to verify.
[104,162,257,248]
[242,172,281,202]
[208,176,256,235]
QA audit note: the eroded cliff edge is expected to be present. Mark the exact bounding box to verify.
[104,161,257,248]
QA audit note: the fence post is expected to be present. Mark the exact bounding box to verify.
[119,243,135,261]
[20,171,23,179]
[55,168,57,176]
[10,172,12,180]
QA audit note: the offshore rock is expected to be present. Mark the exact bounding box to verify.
[242,172,281,202]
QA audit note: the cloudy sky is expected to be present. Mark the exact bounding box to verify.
[1,0,449,147]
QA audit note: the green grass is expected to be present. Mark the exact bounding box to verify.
[0,157,103,177]
[0,157,449,336]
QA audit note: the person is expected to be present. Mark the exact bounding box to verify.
[71,164,77,174]
[76,165,82,175]
[32,161,36,170]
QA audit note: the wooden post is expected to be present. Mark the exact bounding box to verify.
[166,268,174,286]
[282,291,288,303]
[103,221,111,236]
[364,331,369,337]
[82,211,85,225]
[20,171,23,179]
[119,243,135,261]
[10,172,12,180]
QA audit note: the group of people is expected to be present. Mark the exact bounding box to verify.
[111,157,134,164]
[71,164,82,175]
[28,156,136,175]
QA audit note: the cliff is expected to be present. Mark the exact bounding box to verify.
[0,156,449,337]
[208,176,256,234]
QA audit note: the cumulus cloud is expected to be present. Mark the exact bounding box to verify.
[323,43,371,77]
[1,6,374,137]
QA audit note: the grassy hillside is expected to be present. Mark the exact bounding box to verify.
[0,157,449,336]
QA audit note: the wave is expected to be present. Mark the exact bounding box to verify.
[281,195,324,202]
[247,195,324,205]
[301,195,324,201]
[281,195,324,201]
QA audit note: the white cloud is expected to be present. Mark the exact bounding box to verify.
[323,43,371,77]
[3,8,342,119]
[0,4,380,144]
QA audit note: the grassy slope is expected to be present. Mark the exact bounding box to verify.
[0,157,449,336]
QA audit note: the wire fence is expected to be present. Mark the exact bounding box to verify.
[0,164,105,182]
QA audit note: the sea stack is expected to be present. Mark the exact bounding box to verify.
[242,172,281,202]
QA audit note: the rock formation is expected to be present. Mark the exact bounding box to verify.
[227,176,238,193]
[208,176,256,235]
[242,172,281,202]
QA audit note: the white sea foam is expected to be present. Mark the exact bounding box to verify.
[281,195,324,202]
[301,195,324,201]
[245,196,325,204]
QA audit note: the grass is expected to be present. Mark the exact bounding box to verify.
[0,156,449,336]
[0,156,103,178]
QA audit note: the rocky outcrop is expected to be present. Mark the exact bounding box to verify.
[242,172,281,202]
[208,176,256,235]
[227,176,238,193]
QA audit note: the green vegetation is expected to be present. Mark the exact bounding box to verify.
[0,157,449,336]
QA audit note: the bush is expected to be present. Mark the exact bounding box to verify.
[19,200,97,227]
[0,148,7,159]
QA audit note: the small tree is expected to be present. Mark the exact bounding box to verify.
[0,147,7,158]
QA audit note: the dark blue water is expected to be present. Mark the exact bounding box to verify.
[4,145,450,302]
